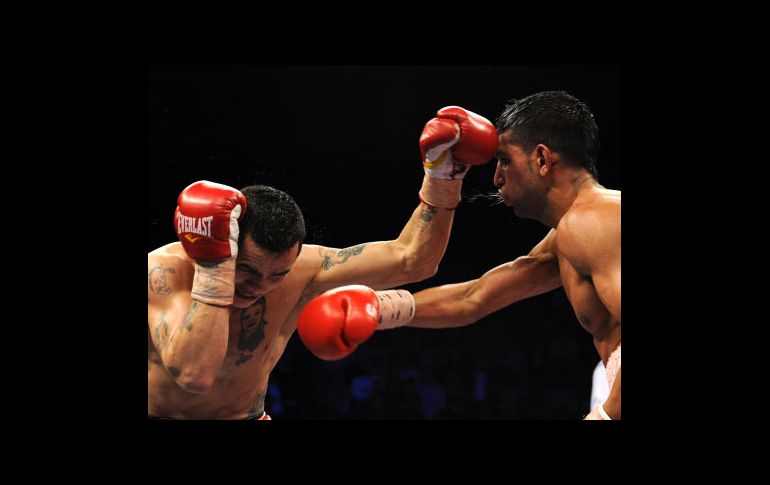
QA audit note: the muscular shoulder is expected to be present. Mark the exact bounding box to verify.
[292,244,322,272]
[148,243,193,300]
[287,244,328,293]
[555,190,620,272]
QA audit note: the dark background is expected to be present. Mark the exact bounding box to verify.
[147,65,622,419]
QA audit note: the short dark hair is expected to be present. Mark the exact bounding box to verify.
[238,185,306,253]
[495,91,600,179]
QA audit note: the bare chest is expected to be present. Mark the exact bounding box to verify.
[220,292,302,376]
[557,256,612,335]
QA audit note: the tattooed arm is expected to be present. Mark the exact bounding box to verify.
[148,254,229,394]
[304,201,455,294]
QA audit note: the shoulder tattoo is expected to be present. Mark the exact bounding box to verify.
[149,264,175,295]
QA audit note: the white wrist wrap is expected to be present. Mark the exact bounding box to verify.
[191,259,236,306]
[419,174,462,209]
[375,290,415,330]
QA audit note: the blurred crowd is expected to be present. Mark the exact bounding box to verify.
[266,296,599,420]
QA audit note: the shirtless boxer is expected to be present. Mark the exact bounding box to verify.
[148,106,498,419]
[299,92,621,420]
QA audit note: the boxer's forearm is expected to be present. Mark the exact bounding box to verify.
[408,280,481,328]
[162,300,229,394]
[393,200,455,282]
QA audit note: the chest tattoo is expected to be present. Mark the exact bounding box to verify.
[236,297,268,366]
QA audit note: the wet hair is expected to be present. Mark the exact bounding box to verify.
[495,91,600,179]
[238,185,306,253]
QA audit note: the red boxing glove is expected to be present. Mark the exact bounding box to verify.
[418,107,498,208]
[174,181,247,306]
[174,180,247,262]
[433,106,499,166]
[297,285,380,361]
[419,106,498,180]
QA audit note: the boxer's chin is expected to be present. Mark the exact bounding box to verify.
[232,290,261,309]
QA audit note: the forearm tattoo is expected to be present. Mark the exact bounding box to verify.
[319,244,368,270]
[236,297,268,366]
[419,205,437,227]
[148,264,175,294]
[181,301,199,332]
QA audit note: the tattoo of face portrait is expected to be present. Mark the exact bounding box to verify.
[236,297,268,365]
[319,244,367,270]
[148,265,175,294]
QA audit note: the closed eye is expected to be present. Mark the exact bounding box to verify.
[239,265,289,279]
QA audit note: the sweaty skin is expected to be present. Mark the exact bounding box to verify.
[149,201,452,419]
[408,136,621,418]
